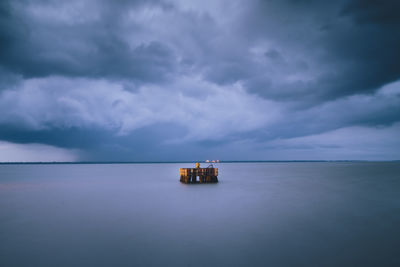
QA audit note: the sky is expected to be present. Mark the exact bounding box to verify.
[0,0,399,162]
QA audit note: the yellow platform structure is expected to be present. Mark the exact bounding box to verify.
[180,165,218,184]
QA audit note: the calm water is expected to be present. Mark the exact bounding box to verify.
[0,162,399,266]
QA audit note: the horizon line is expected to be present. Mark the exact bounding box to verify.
[0,160,399,165]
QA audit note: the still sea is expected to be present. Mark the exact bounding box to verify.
[0,162,399,266]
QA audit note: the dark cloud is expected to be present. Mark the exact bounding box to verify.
[217,0,400,102]
[320,0,400,97]
[0,0,399,160]
[341,0,400,25]
[0,0,177,82]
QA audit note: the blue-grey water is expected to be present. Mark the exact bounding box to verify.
[0,162,399,266]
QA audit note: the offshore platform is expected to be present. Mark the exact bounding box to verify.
[180,162,218,184]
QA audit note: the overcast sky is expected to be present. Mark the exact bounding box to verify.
[0,0,399,162]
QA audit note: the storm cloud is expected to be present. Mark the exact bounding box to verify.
[0,0,399,161]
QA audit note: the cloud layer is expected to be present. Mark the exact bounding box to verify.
[0,0,399,161]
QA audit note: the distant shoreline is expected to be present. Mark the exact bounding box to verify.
[0,160,399,165]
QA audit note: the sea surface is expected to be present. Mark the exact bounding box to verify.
[0,162,399,266]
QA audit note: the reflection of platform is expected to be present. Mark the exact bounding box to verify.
[180,168,218,184]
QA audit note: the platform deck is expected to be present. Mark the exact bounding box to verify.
[180,168,218,184]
